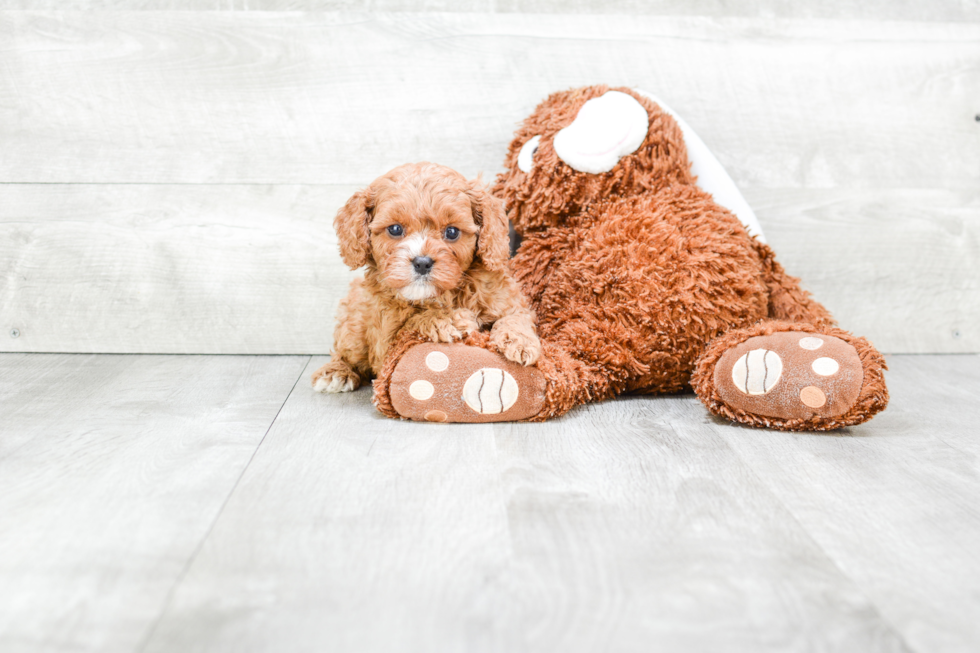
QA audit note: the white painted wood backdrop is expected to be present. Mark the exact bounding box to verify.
[1,6,978,354]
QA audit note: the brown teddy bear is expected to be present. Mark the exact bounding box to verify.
[371,85,889,431]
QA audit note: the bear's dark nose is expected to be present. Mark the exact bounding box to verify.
[412,256,434,276]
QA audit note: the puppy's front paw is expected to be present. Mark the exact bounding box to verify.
[428,318,463,343]
[406,315,463,343]
[311,361,361,393]
[452,309,481,337]
[491,325,542,366]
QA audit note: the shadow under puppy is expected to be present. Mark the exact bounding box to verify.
[312,162,541,394]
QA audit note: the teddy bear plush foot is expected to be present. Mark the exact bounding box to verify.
[383,341,547,423]
[692,321,889,431]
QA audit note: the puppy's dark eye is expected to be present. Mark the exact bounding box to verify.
[386,224,404,238]
[444,226,461,242]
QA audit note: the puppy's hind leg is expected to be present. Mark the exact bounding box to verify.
[312,358,362,393]
[313,278,370,393]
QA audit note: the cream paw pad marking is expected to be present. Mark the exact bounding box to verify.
[389,343,547,423]
[713,332,865,420]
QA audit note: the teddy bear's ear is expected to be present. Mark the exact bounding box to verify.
[466,177,509,273]
[334,187,375,269]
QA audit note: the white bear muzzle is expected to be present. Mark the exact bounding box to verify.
[552,91,649,174]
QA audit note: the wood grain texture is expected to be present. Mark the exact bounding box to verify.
[2,11,976,355]
[1,12,978,187]
[1,0,978,21]
[0,353,309,653]
[711,354,980,653]
[140,356,912,653]
[747,188,980,354]
[141,356,511,653]
[482,400,911,653]
[0,184,360,354]
[2,184,975,354]
[2,353,977,651]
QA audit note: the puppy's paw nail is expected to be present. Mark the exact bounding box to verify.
[492,331,541,367]
[452,313,480,336]
[314,374,355,393]
[442,327,463,342]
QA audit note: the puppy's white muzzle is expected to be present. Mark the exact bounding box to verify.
[399,279,437,301]
[394,234,437,300]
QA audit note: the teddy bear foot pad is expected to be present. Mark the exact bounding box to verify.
[713,331,864,421]
[388,343,547,423]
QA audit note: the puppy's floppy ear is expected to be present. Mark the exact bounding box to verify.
[334,186,374,269]
[466,177,510,273]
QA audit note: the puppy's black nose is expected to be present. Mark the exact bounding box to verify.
[412,256,434,276]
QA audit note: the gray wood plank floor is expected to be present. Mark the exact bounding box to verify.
[0,354,310,653]
[1,353,978,652]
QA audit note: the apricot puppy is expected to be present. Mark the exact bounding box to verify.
[312,162,541,394]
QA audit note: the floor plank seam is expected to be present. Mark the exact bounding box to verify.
[711,425,920,652]
[131,355,312,653]
[489,422,516,557]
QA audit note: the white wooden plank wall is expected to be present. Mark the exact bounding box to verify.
[1,7,978,353]
[1,1,979,21]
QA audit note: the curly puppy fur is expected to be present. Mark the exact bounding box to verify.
[312,162,541,393]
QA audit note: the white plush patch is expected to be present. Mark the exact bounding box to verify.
[409,379,434,401]
[518,135,541,173]
[800,386,827,408]
[315,375,354,393]
[731,348,783,395]
[633,88,766,243]
[425,351,450,372]
[553,91,649,174]
[811,357,840,376]
[798,336,824,351]
[399,279,437,301]
[462,368,519,414]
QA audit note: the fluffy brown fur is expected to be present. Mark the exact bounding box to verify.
[312,162,540,393]
[374,86,888,430]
